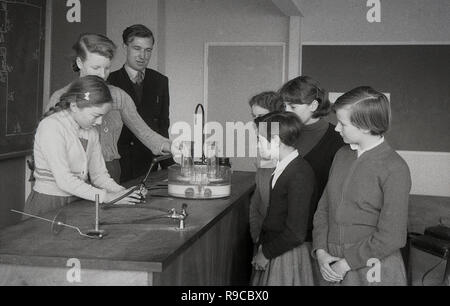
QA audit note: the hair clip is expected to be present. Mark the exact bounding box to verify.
[84,92,90,101]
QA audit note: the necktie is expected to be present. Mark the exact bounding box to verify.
[270,172,275,189]
[135,71,144,84]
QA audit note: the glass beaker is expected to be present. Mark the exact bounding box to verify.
[205,141,218,179]
[180,141,194,177]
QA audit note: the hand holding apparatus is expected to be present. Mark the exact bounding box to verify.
[162,141,172,154]
[105,188,142,205]
[171,140,184,164]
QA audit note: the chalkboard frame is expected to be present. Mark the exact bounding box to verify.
[0,0,46,160]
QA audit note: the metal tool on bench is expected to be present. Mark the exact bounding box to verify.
[85,194,107,238]
[11,207,105,240]
[102,154,173,209]
[100,203,188,230]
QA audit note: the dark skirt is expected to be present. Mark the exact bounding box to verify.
[23,190,77,218]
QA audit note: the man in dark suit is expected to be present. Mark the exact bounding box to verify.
[108,24,173,183]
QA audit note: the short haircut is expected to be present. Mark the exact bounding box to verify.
[254,111,303,147]
[279,76,331,118]
[334,86,391,136]
[72,33,117,72]
[122,24,154,45]
[248,91,285,113]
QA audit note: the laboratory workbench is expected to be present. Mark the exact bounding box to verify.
[0,171,256,286]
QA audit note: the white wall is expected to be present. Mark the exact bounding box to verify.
[106,0,159,72]
[299,0,450,44]
[106,0,450,130]
[164,0,288,127]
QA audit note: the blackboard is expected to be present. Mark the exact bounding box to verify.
[0,0,45,160]
[302,45,450,152]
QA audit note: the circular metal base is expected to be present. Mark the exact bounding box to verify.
[85,229,108,239]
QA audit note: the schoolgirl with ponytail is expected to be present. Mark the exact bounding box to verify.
[25,76,142,217]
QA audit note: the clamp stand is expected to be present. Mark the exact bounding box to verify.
[86,194,108,238]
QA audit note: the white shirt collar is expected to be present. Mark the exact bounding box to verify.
[350,137,385,158]
[124,64,145,82]
[271,150,299,189]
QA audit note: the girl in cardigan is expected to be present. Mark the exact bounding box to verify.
[252,112,317,286]
[248,92,285,244]
[312,86,411,286]
[25,76,142,217]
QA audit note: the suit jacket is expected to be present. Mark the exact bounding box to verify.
[259,156,317,259]
[108,66,172,182]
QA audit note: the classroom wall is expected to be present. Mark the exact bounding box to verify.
[302,45,450,198]
[105,1,450,193]
[299,0,450,44]
[163,0,288,127]
[107,0,289,131]
[298,0,450,201]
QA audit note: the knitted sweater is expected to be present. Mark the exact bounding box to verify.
[296,119,329,157]
[47,84,170,162]
[33,111,124,203]
[298,121,345,199]
[312,142,412,270]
